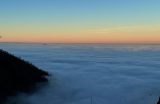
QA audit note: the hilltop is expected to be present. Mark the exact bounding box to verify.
[0,49,49,103]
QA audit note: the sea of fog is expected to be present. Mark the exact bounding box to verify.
[1,43,160,104]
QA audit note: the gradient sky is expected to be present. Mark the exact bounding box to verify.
[0,0,160,43]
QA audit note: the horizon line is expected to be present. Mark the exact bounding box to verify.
[1,42,160,45]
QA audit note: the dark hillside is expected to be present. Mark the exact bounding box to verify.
[0,49,49,103]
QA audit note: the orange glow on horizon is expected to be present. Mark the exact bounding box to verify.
[1,35,160,44]
[1,26,160,44]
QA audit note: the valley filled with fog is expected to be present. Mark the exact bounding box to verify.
[1,43,160,104]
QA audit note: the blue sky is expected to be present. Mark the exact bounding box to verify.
[0,0,160,43]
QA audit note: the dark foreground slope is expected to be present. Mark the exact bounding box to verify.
[0,49,49,103]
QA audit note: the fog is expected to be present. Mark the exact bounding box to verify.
[1,43,160,104]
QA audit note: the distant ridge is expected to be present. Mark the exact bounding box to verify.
[0,49,49,103]
[1,42,160,45]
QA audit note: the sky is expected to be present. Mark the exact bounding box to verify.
[0,0,160,43]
